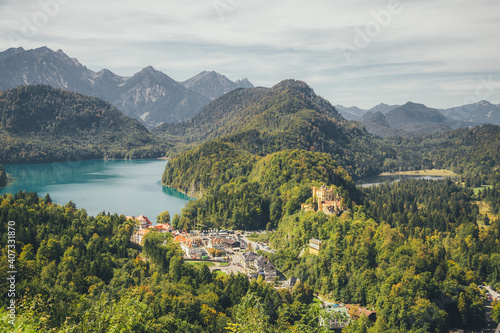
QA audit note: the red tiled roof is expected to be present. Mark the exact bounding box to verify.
[174,235,187,243]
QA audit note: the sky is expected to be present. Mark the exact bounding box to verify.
[1,0,500,109]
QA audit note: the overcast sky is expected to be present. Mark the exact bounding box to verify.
[1,0,500,109]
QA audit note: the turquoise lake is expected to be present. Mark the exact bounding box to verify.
[0,159,192,219]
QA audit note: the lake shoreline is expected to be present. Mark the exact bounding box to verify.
[379,169,455,177]
[357,171,458,188]
[0,159,190,218]
[1,155,170,167]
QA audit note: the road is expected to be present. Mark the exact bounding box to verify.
[209,262,246,275]
[485,285,500,301]
[480,285,500,332]
[238,234,275,254]
[206,249,247,276]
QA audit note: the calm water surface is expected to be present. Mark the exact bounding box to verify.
[1,159,191,219]
[357,174,448,187]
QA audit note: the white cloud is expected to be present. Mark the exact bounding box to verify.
[1,0,499,108]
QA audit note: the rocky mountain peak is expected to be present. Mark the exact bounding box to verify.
[181,70,254,100]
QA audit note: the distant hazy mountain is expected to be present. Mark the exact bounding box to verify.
[338,101,500,127]
[385,102,451,131]
[360,102,473,137]
[368,103,399,114]
[334,105,367,120]
[181,71,254,100]
[0,47,256,127]
[235,78,254,89]
[335,103,399,121]
[442,100,500,125]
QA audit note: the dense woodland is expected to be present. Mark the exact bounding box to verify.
[0,192,331,332]
[381,125,500,185]
[269,178,500,332]
[164,144,357,231]
[0,85,167,164]
[160,121,500,331]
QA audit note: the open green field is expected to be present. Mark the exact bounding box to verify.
[185,261,216,268]
[247,232,272,243]
[473,185,492,195]
[214,270,226,277]
[379,169,456,177]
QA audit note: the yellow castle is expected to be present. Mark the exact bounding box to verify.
[301,185,344,215]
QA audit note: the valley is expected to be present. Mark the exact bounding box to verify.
[0,54,499,333]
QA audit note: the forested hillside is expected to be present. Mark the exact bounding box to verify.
[383,125,500,185]
[157,80,388,179]
[161,113,500,332]
[268,177,500,332]
[0,85,168,164]
[0,191,331,332]
[164,145,356,231]
[162,140,257,197]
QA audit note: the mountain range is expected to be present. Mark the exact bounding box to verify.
[0,47,253,127]
[2,46,498,137]
[337,100,500,137]
[360,102,472,137]
[335,103,398,121]
[181,70,254,100]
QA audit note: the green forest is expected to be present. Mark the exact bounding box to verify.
[0,85,168,164]
[269,178,500,332]
[0,191,332,332]
[164,144,357,231]
[159,121,500,332]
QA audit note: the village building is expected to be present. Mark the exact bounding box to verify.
[320,305,351,330]
[207,238,226,252]
[220,238,240,249]
[320,304,376,330]
[243,251,277,281]
[254,255,277,281]
[309,238,322,255]
[130,228,150,245]
[128,215,155,245]
[174,234,187,243]
[186,238,204,257]
[345,305,377,322]
[282,277,300,290]
[126,215,153,229]
[150,223,174,233]
[243,251,259,270]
